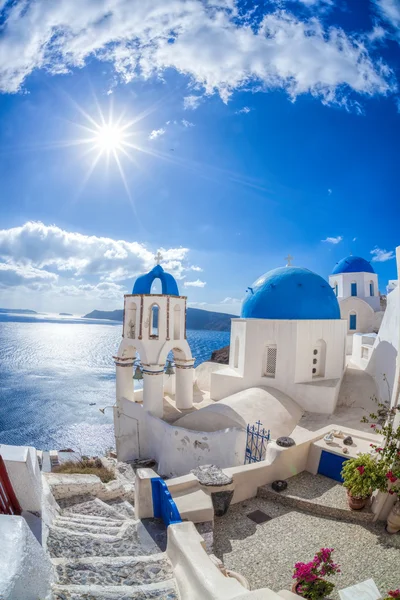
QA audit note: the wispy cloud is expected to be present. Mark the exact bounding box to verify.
[328,188,332,195]
[370,247,395,262]
[184,279,207,288]
[0,1,393,109]
[353,237,357,241]
[181,119,195,127]
[221,297,241,304]
[183,95,203,110]
[190,265,203,272]
[148,128,166,140]
[235,106,251,114]
[321,235,343,244]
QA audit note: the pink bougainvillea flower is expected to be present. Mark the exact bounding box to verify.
[357,466,365,475]
[388,590,400,598]
[370,424,376,428]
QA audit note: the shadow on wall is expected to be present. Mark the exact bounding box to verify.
[366,340,397,403]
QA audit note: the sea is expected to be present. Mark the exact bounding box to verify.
[0,313,230,455]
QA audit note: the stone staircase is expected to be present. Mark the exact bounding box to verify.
[47,497,180,599]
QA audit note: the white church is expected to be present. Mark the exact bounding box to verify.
[112,251,397,481]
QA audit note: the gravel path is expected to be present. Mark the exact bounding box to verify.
[213,496,400,598]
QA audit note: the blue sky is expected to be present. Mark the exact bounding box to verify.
[0,0,399,315]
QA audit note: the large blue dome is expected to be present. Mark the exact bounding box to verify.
[332,256,374,275]
[241,266,340,320]
[132,265,179,295]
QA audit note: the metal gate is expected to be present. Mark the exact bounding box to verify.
[245,421,270,464]
[0,456,22,515]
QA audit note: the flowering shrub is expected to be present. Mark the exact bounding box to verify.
[341,454,387,499]
[361,394,400,498]
[292,548,340,599]
[383,590,400,599]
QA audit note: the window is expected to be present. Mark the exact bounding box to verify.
[369,281,374,297]
[233,337,240,369]
[150,304,159,339]
[351,282,357,297]
[173,305,181,340]
[312,340,326,378]
[263,345,277,378]
[349,312,357,331]
[334,282,338,297]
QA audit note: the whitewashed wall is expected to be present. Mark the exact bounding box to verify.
[0,445,42,514]
[339,296,375,334]
[211,318,346,413]
[115,397,246,477]
[365,285,399,403]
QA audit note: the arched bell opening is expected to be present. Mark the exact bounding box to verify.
[149,303,160,339]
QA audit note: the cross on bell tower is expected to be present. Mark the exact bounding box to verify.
[154,251,163,265]
[285,254,293,267]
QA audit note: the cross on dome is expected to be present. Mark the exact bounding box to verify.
[154,251,163,265]
[285,254,293,267]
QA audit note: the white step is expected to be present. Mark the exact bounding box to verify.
[172,487,214,523]
[56,514,126,527]
[52,580,179,599]
[52,554,174,587]
[54,519,124,535]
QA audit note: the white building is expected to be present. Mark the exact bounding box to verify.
[210,265,347,414]
[328,255,381,339]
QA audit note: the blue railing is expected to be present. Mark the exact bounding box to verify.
[245,421,271,464]
[151,477,182,526]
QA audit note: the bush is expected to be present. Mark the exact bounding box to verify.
[53,459,115,483]
[341,453,386,499]
[292,548,340,600]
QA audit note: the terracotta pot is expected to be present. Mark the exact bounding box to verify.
[347,490,369,510]
[387,500,400,534]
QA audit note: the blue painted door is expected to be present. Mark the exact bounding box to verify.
[349,314,357,330]
[318,450,348,482]
[351,282,357,296]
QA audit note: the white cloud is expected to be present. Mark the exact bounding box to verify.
[321,235,343,244]
[0,222,200,302]
[294,0,333,6]
[235,106,251,114]
[184,279,207,287]
[181,119,195,127]
[190,265,203,272]
[370,247,395,262]
[148,127,166,140]
[183,95,203,110]
[328,188,332,195]
[0,1,393,108]
[373,0,400,39]
[221,297,241,303]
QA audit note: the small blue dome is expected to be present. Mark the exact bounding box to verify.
[241,266,340,320]
[332,256,374,275]
[132,265,179,296]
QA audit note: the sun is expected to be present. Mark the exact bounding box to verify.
[94,124,124,152]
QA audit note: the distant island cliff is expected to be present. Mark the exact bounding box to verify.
[0,308,38,314]
[83,307,237,332]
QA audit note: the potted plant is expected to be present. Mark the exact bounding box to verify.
[341,453,386,510]
[361,397,400,530]
[291,548,340,598]
[383,590,400,599]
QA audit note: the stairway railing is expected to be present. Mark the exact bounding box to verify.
[0,456,22,515]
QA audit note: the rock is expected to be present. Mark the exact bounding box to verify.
[276,436,296,448]
[210,345,230,364]
[343,436,353,446]
[191,464,233,486]
[126,458,156,470]
[272,480,288,492]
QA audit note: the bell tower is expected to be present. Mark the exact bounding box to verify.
[114,254,194,419]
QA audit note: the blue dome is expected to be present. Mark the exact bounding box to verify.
[332,256,374,275]
[132,265,179,296]
[241,266,340,320]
